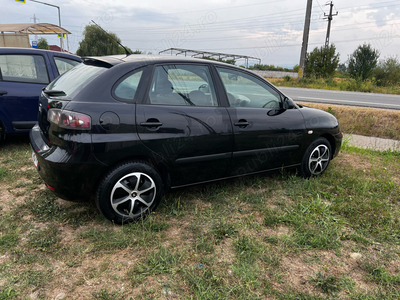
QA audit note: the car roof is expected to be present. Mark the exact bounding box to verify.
[0,47,80,59]
[82,54,237,68]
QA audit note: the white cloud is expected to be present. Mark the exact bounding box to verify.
[1,0,400,67]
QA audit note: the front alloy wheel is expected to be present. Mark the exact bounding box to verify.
[308,144,330,176]
[300,137,332,178]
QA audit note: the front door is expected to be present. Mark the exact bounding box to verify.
[215,67,306,177]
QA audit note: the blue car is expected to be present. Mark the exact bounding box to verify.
[0,47,81,140]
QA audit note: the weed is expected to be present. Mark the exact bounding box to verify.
[132,246,182,275]
[211,221,238,244]
[28,226,60,252]
[194,233,215,254]
[311,272,343,294]
[327,106,336,115]
[0,287,19,299]
[92,288,124,300]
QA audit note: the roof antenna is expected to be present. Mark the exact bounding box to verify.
[91,20,132,56]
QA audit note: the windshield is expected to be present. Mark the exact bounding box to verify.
[47,63,107,97]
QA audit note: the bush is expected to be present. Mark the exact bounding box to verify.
[373,56,400,86]
[283,75,291,82]
[348,44,380,81]
[304,44,340,78]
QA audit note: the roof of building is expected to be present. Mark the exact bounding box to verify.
[0,23,71,35]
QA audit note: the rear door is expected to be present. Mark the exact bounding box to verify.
[0,52,51,132]
[136,63,234,187]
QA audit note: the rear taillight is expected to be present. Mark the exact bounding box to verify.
[48,109,91,130]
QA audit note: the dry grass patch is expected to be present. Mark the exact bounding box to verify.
[298,102,400,140]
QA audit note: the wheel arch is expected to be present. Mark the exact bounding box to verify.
[94,154,171,195]
[320,133,336,158]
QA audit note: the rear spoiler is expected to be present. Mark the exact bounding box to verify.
[82,56,125,68]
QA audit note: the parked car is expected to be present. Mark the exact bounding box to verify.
[30,55,342,224]
[0,47,81,140]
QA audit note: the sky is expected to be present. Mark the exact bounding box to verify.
[2,0,400,68]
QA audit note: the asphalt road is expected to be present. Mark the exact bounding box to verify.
[278,87,400,110]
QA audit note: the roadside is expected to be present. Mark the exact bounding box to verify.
[267,77,400,95]
[344,133,400,151]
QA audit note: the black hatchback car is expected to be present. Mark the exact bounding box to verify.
[30,55,342,224]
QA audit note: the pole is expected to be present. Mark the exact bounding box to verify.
[28,0,62,50]
[324,1,338,48]
[299,0,313,78]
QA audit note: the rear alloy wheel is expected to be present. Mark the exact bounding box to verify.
[96,161,163,224]
[300,137,332,177]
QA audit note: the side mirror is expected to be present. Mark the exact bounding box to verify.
[284,97,296,109]
[198,84,209,93]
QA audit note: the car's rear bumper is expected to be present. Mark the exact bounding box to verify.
[30,124,106,202]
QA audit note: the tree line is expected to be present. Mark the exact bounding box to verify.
[36,24,399,88]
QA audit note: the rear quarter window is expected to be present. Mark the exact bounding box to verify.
[113,69,143,102]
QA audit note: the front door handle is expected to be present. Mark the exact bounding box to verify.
[234,119,249,128]
[0,90,7,96]
[140,118,163,129]
[140,122,163,127]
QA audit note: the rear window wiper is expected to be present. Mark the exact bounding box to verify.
[42,89,66,97]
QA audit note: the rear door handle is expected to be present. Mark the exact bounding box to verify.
[140,118,163,129]
[234,120,249,128]
[140,122,163,127]
[0,90,7,96]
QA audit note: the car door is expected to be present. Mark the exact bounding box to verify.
[215,67,307,176]
[0,52,51,132]
[136,63,233,187]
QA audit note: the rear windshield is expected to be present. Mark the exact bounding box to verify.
[47,63,107,97]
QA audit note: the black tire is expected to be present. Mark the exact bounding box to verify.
[299,137,332,178]
[96,161,163,224]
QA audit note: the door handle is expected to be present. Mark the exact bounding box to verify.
[234,120,249,128]
[0,90,7,96]
[140,122,163,127]
[140,118,163,128]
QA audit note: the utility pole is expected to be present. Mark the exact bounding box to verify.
[299,0,313,78]
[30,14,39,42]
[324,1,338,48]
[29,0,63,50]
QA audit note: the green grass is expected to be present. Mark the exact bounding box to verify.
[0,137,400,298]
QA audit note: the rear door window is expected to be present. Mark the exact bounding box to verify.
[0,54,49,84]
[148,64,218,106]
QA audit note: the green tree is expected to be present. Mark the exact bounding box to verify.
[348,44,380,81]
[76,25,132,56]
[293,64,300,73]
[373,56,400,86]
[37,37,49,50]
[304,44,340,78]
